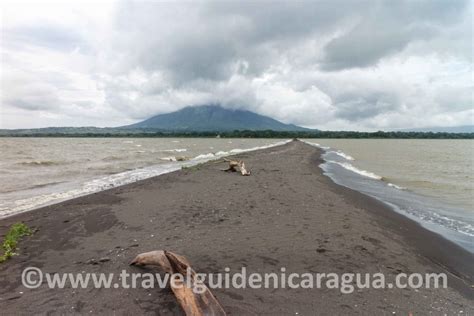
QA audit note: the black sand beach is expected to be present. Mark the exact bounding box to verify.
[0,140,472,315]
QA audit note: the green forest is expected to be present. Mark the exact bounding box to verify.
[1,130,472,139]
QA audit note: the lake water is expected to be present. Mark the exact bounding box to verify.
[304,139,473,252]
[0,138,472,251]
[0,138,288,218]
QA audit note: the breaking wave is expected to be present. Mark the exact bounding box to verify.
[326,161,382,180]
[388,183,405,190]
[0,139,291,219]
[18,160,64,166]
[301,139,474,252]
[330,150,355,161]
[161,148,187,153]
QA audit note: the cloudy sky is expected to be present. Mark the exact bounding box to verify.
[1,0,472,130]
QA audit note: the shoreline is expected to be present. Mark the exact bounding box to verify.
[308,152,474,297]
[0,140,472,314]
[307,139,474,254]
[0,139,290,220]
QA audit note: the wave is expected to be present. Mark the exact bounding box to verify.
[161,148,187,153]
[0,140,291,219]
[18,160,63,166]
[387,183,405,190]
[306,140,474,251]
[0,181,66,193]
[102,156,122,161]
[192,140,292,161]
[29,181,66,190]
[301,140,380,180]
[194,153,216,160]
[386,201,474,237]
[160,156,189,162]
[330,150,354,161]
[327,161,382,180]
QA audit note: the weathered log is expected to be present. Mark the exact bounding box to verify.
[130,250,226,316]
[222,158,250,175]
[221,158,240,172]
[238,161,250,176]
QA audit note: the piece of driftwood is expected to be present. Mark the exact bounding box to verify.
[130,250,226,316]
[222,158,251,176]
[238,161,250,176]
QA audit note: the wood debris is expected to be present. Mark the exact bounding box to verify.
[221,158,251,176]
[131,250,226,316]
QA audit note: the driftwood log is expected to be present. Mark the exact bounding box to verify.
[130,250,226,316]
[222,158,250,176]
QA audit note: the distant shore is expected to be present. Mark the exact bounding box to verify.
[1,129,473,139]
[0,140,472,314]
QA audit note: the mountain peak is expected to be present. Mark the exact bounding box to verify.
[125,105,310,132]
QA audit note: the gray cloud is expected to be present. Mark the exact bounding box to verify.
[320,0,469,70]
[334,92,400,120]
[109,1,363,83]
[1,0,472,130]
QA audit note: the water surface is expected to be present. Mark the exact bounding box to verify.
[305,139,473,252]
[0,138,286,217]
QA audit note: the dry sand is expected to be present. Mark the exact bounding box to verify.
[0,140,472,315]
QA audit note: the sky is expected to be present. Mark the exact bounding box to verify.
[0,0,472,131]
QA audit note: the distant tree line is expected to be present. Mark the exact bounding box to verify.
[1,130,473,139]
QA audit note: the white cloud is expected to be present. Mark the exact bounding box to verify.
[1,0,472,130]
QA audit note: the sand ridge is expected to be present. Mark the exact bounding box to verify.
[0,140,472,314]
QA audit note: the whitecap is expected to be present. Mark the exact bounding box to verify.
[331,150,355,161]
[0,139,292,219]
[160,156,177,162]
[388,183,405,190]
[194,153,216,160]
[327,161,382,180]
[161,148,187,153]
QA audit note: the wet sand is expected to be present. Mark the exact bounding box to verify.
[0,140,472,315]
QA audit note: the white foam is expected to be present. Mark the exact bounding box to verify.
[388,183,405,190]
[327,161,382,180]
[161,148,187,153]
[302,141,379,179]
[193,140,292,160]
[0,162,182,218]
[160,156,178,162]
[194,153,216,160]
[331,150,355,161]
[0,139,291,219]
